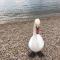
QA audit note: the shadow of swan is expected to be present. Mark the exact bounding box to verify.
[28,51,45,58]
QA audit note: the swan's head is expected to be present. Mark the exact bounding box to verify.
[34,18,40,34]
[34,18,40,28]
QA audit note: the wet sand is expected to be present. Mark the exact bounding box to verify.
[0,15,60,60]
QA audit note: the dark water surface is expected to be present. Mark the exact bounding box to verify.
[0,0,60,20]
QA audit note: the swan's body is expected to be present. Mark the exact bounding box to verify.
[28,18,44,52]
[28,34,44,52]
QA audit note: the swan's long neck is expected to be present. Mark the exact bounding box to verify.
[33,23,40,35]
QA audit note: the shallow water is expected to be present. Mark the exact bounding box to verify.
[0,0,60,20]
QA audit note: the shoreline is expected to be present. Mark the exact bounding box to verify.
[0,13,60,22]
[0,13,60,24]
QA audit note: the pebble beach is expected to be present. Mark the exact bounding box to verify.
[0,15,60,60]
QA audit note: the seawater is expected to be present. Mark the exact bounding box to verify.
[0,0,60,20]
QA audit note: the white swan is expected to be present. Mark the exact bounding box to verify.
[28,18,44,52]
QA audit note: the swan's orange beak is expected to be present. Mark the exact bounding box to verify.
[36,27,40,34]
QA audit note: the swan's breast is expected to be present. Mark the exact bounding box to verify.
[28,34,44,52]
